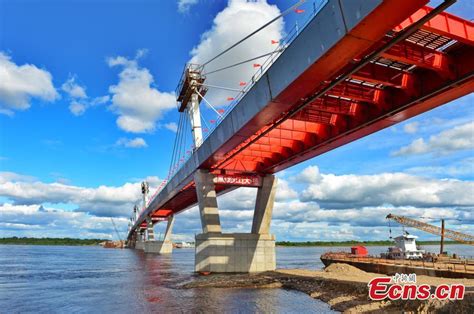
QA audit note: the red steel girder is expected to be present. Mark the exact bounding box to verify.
[303,96,358,115]
[326,82,387,107]
[152,209,173,217]
[381,40,452,75]
[351,62,411,88]
[395,6,474,45]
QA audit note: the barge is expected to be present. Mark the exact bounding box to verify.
[321,235,474,279]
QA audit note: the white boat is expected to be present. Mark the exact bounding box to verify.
[382,234,425,260]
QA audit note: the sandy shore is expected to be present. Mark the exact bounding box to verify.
[180,264,474,313]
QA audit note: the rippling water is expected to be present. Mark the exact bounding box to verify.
[0,244,470,313]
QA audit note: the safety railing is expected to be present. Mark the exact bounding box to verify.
[143,0,329,212]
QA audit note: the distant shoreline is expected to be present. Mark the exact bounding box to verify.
[0,237,462,247]
[276,240,462,247]
[0,237,106,246]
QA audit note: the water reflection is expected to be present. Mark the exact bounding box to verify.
[3,244,468,313]
[0,245,337,313]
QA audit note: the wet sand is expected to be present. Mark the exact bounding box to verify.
[180,264,474,313]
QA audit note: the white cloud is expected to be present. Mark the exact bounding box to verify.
[0,172,163,217]
[61,74,109,116]
[293,165,322,184]
[178,0,198,13]
[69,101,87,116]
[298,166,473,208]
[189,0,284,106]
[393,122,474,156]
[405,157,474,178]
[1,166,472,241]
[107,51,175,133]
[403,121,419,134]
[115,137,148,148]
[0,52,58,115]
[0,203,129,240]
[164,122,178,132]
[61,76,87,99]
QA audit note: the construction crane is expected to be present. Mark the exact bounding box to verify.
[386,213,474,255]
[110,218,124,242]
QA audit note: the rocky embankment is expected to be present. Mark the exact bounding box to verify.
[180,263,474,313]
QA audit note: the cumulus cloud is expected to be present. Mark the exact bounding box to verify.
[178,0,198,13]
[61,75,109,116]
[406,157,474,178]
[0,172,163,217]
[164,122,178,132]
[0,52,58,115]
[2,167,472,241]
[403,121,419,134]
[115,137,148,148]
[69,101,87,116]
[61,76,87,99]
[189,0,284,106]
[0,203,128,240]
[298,166,473,209]
[107,50,175,133]
[393,122,474,156]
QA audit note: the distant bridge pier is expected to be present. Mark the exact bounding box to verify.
[144,215,174,254]
[135,230,145,250]
[194,170,277,273]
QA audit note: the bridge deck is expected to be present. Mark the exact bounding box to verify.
[129,0,474,235]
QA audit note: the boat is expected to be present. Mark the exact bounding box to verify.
[380,234,425,260]
[174,241,194,248]
[321,235,474,279]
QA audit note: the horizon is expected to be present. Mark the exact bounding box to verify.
[1,0,473,243]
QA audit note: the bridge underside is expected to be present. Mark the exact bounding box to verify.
[129,1,473,273]
[136,1,473,229]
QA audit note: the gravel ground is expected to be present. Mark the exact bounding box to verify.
[179,263,474,313]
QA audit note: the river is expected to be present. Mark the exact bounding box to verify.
[0,244,470,313]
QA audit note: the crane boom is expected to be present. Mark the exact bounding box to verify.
[110,218,123,242]
[386,214,474,245]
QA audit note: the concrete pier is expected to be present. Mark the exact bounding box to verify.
[144,215,175,254]
[135,240,145,250]
[195,233,275,273]
[194,170,277,273]
[144,240,173,254]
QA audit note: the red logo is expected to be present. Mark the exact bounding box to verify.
[368,274,465,300]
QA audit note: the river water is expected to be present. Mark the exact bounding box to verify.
[0,244,471,313]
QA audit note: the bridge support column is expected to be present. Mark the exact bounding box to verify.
[195,170,222,234]
[145,216,154,240]
[195,172,277,273]
[252,175,277,234]
[144,215,174,254]
[135,230,145,250]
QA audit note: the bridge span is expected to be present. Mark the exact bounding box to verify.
[127,0,473,273]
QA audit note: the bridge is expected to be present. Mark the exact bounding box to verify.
[127,0,474,273]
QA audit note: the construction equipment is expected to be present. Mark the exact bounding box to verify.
[386,214,474,255]
[110,218,124,242]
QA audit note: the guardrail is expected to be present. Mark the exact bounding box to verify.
[141,0,330,215]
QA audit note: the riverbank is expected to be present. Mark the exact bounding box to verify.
[180,263,474,313]
[276,241,462,247]
[0,237,106,246]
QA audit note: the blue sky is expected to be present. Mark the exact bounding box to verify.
[0,0,473,242]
